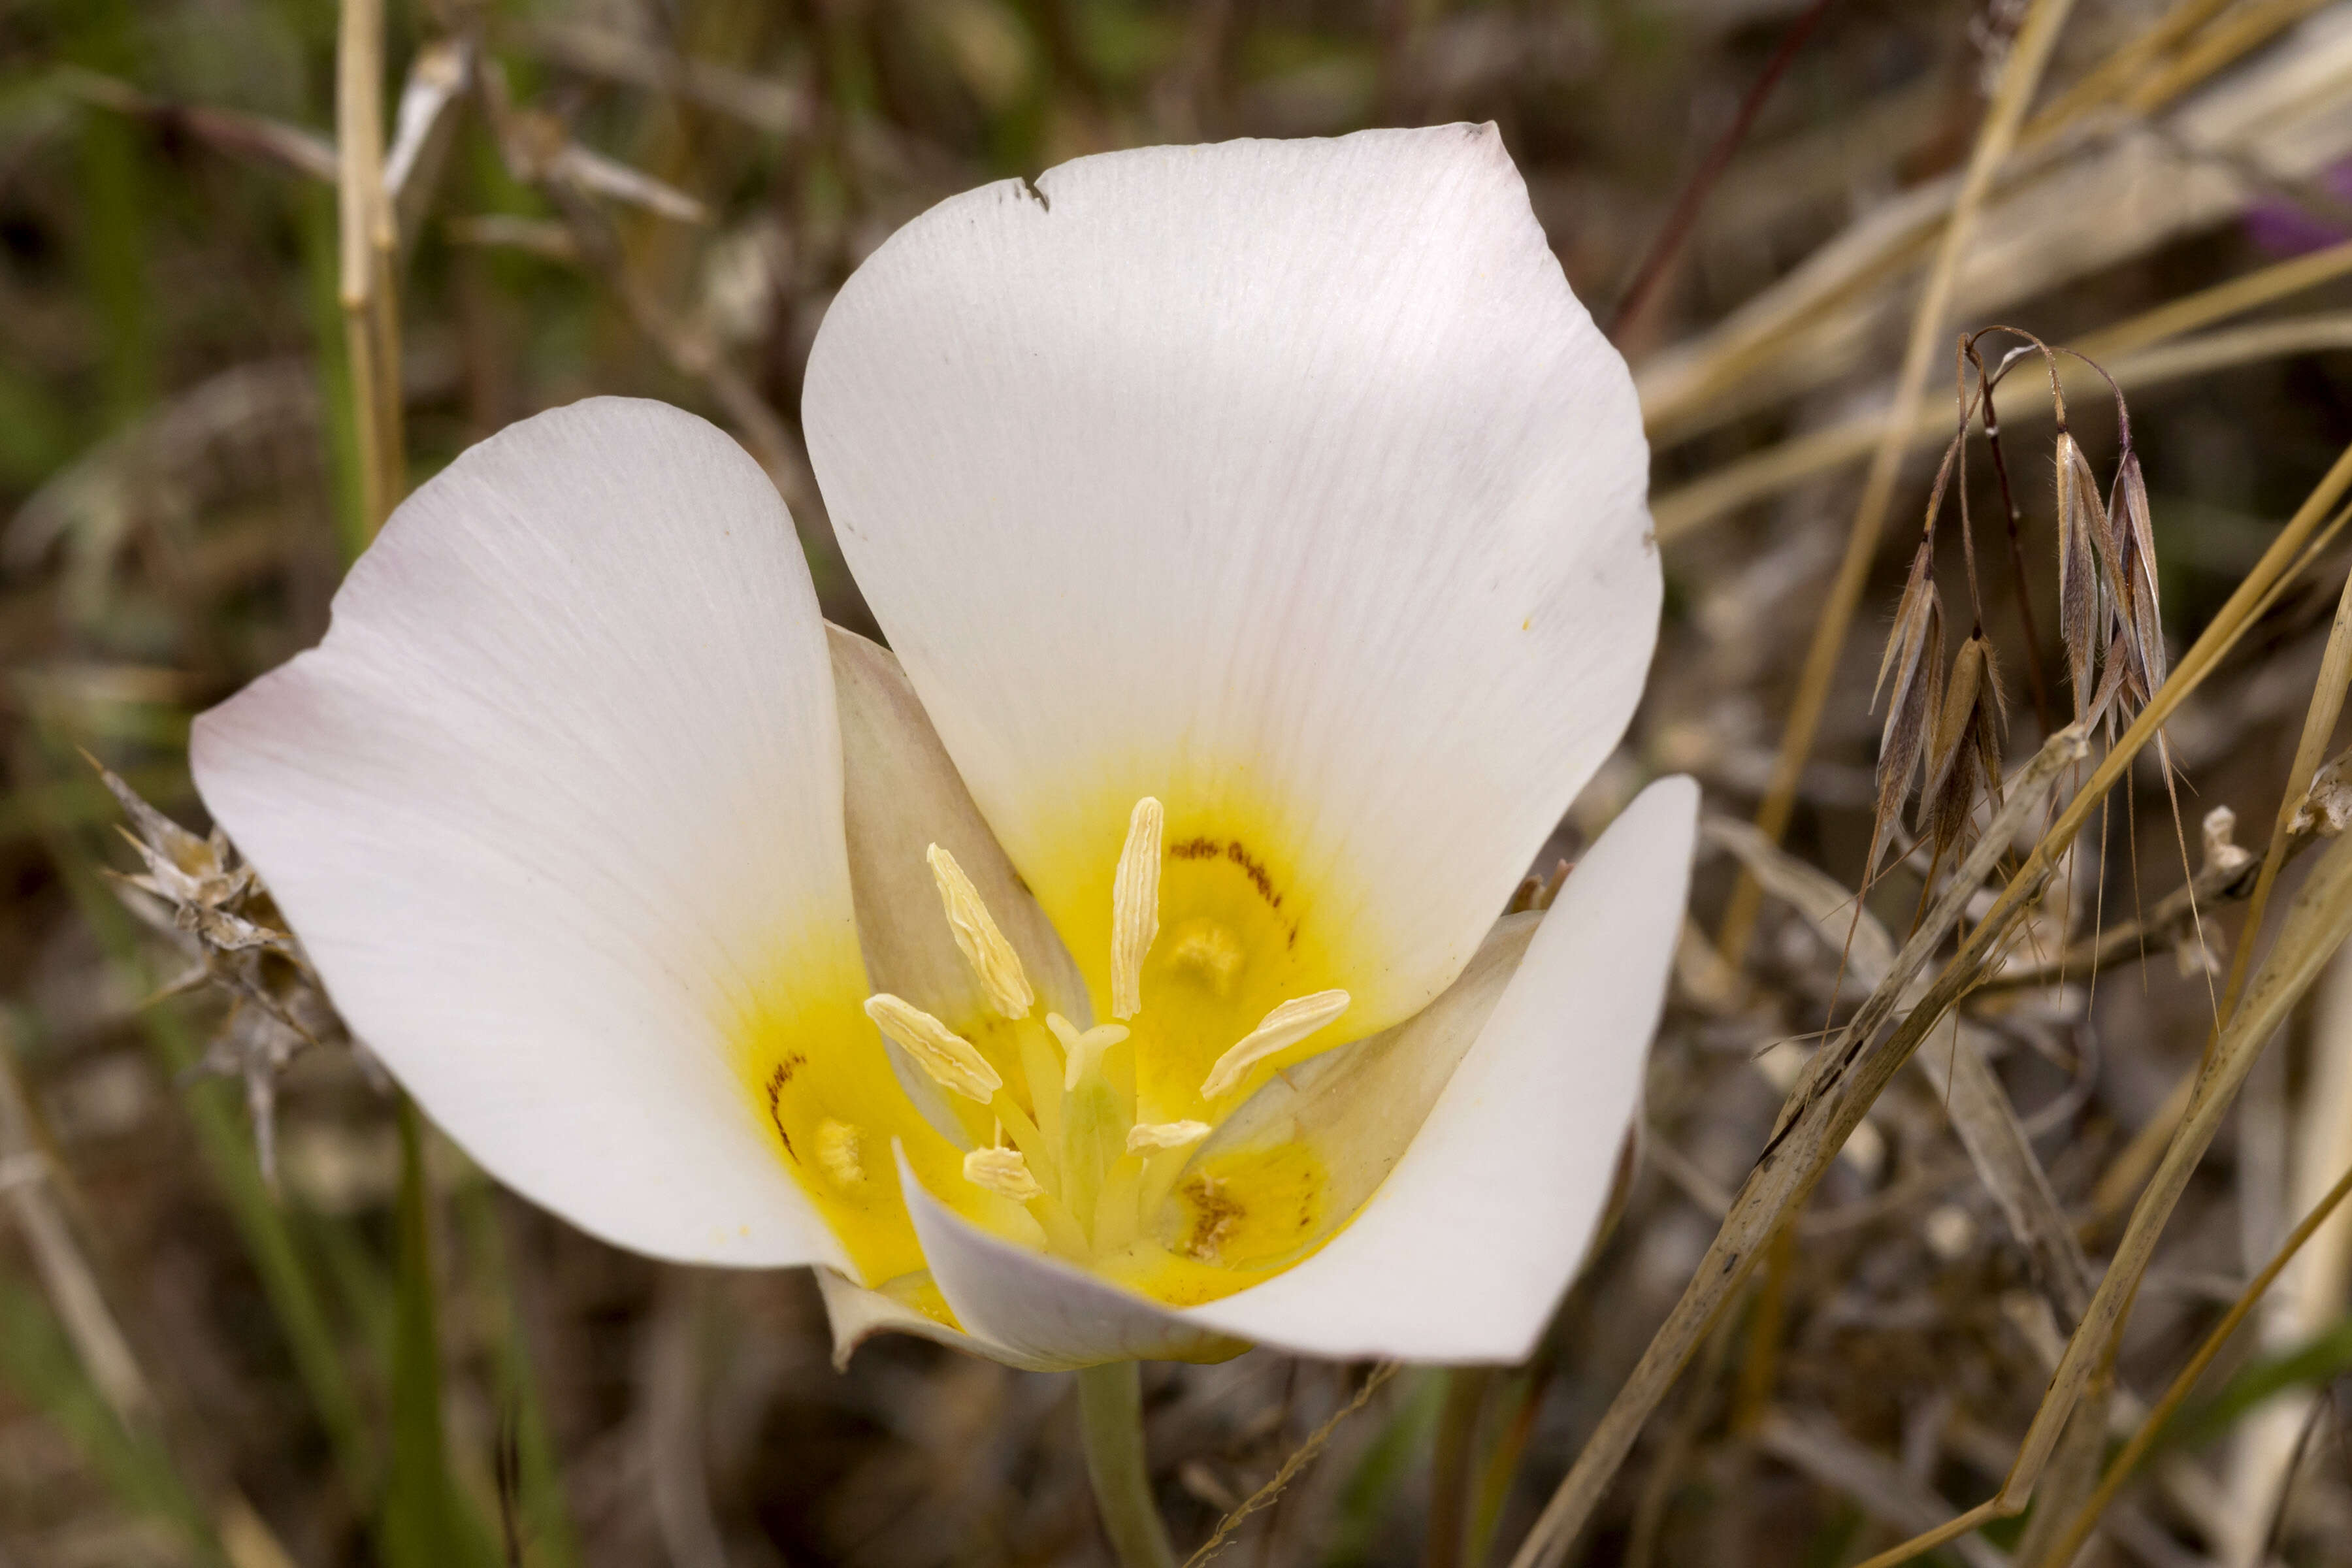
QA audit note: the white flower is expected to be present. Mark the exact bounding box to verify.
[191,125,1694,1371]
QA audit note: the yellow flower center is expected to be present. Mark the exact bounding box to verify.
[738,795,1360,1319]
[881,798,1355,1303]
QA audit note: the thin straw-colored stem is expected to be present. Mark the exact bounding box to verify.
[1077,1362,1177,1568]
[2034,1156,2352,1567]
[1654,246,2352,541]
[2204,536,2352,1060]
[1509,438,2352,1568]
[336,0,402,538]
[2121,0,2334,116]
[2016,0,2231,139]
[1716,0,2080,966]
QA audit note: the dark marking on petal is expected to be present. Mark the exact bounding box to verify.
[1223,840,1281,909]
[764,1054,809,1163]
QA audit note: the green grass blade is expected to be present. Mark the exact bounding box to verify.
[0,1267,229,1567]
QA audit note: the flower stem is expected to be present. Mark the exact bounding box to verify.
[1077,1362,1177,1568]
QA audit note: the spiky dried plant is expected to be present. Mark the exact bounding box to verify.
[89,755,346,1183]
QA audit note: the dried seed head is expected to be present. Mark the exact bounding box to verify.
[2109,448,2166,702]
[2054,431,2107,724]
[89,753,331,1187]
[1918,633,2009,872]
[1869,543,1946,881]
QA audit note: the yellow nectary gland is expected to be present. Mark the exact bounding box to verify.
[870,796,1352,1286]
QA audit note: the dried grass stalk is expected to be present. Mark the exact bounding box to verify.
[1509,726,2087,1568]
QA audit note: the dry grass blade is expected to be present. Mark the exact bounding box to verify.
[1522,434,2352,1568]
[0,1017,153,1429]
[1707,808,2091,1322]
[1656,304,2352,543]
[2097,514,2352,1215]
[1754,1409,2011,1568]
[2036,1146,2352,1565]
[1180,1363,1397,1568]
[1701,817,1897,984]
[2015,0,2232,139]
[1507,727,2086,1568]
[384,39,472,258]
[1985,804,2260,990]
[1913,1015,2095,1323]
[514,17,811,136]
[1637,0,2352,448]
[1715,0,2080,966]
[2212,542,2352,1047]
[57,68,338,180]
[1856,821,2352,1568]
[2119,0,2339,117]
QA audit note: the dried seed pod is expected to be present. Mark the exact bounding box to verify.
[2054,430,2107,724]
[1868,542,1946,880]
[1918,632,2009,872]
[2109,446,2166,700]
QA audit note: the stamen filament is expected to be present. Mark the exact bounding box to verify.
[1028,1191,1094,1262]
[926,843,1034,1019]
[1135,1144,1198,1228]
[1019,1027,1066,1168]
[863,993,1003,1103]
[990,1092,1054,1188]
[1094,1154,1143,1253]
[1200,989,1352,1100]
[1124,1123,1210,1243]
[1109,796,1163,1019]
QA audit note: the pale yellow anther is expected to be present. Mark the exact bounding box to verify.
[815,1119,864,1189]
[926,843,1034,1019]
[863,993,1003,1104]
[964,1145,1044,1202]
[1046,1011,1130,1092]
[1110,796,1164,1019]
[1200,989,1352,1101]
[1126,1120,1211,1155]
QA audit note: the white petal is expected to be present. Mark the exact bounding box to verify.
[804,125,1657,1036]
[193,399,873,1269]
[812,1267,1067,1373]
[1191,911,1539,1247]
[894,1147,1246,1370]
[831,625,1092,1031]
[1183,777,1699,1363]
